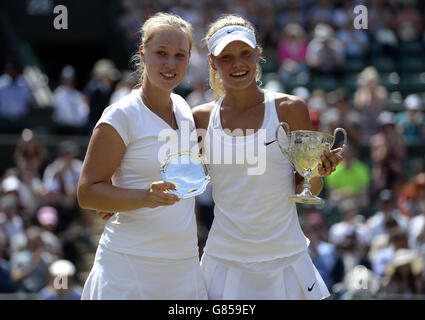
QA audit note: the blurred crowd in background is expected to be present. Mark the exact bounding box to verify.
[0,0,425,299]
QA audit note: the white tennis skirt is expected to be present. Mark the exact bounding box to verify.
[81,244,208,300]
[200,250,330,300]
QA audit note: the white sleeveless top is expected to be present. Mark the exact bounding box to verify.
[95,88,199,259]
[203,89,309,262]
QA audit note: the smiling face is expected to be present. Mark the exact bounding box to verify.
[141,27,190,91]
[209,41,259,92]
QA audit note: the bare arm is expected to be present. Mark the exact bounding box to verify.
[77,123,179,212]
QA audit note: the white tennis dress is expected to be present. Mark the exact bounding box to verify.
[81,89,207,300]
[201,89,330,300]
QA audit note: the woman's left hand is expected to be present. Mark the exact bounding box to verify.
[317,148,343,177]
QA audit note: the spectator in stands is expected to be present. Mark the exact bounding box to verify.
[366,189,409,244]
[328,88,362,145]
[41,141,90,270]
[15,167,45,220]
[307,89,328,132]
[256,4,280,68]
[396,172,425,252]
[36,206,62,258]
[11,129,47,217]
[0,59,34,133]
[187,43,209,85]
[338,265,382,300]
[277,22,308,79]
[368,0,397,41]
[263,73,285,95]
[306,0,333,31]
[408,197,425,254]
[43,140,82,210]
[336,13,370,58]
[277,0,307,30]
[160,1,206,43]
[39,259,82,300]
[9,226,52,293]
[394,0,424,42]
[178,42,209,96]
[118,0,143,45]
[0,231,15,293]
[395,94,425,144]
[328,198,370,277]
[370,111,406,198]
[371,225,410,278]
[109,70,138,105]
[368,226,392,279]
[186,82,213,109]
[306,23,345,76]
[84,59,120,129]
[354,66,388,142]
[1,171,23,209]
[329,198,369,248]
[325,145,371,215]
[13,128,47,177]
[292,86,310,102]
[399,171,425,218]
[382,248,424,296]
[169,0,202,31]
[0,194,25,247]
[369,0,398,56]
[38,179,84,272]
[52,65,89,135]
[332,1,354,31]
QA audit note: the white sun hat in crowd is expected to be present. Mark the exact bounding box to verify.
[405,94,422,111]
[49,259,76,277]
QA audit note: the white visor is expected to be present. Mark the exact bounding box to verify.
[208,25,256,56]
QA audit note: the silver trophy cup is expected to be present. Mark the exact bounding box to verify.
[275,122,347,204]
[160,151,210,199]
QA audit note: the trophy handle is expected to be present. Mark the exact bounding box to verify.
[275,122,292,160]
[331,128,348,155]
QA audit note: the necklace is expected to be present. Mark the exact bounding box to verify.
[141,91,175,129]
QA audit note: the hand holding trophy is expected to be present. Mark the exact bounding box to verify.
[275,122,347,204]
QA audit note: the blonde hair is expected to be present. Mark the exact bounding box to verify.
[205,14,264,98]
[130,12,193,87]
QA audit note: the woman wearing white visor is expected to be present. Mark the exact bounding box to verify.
[193,15,343,300]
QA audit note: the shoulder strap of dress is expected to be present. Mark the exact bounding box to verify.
[264,89,280,126]
[208,96,225,130]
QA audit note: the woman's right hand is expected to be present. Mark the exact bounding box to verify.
[142,181,180,208]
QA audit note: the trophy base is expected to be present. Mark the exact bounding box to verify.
[288,194,324,205]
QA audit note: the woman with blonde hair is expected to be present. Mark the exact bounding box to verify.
[193,14,343,300]
[78,12,207,300]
